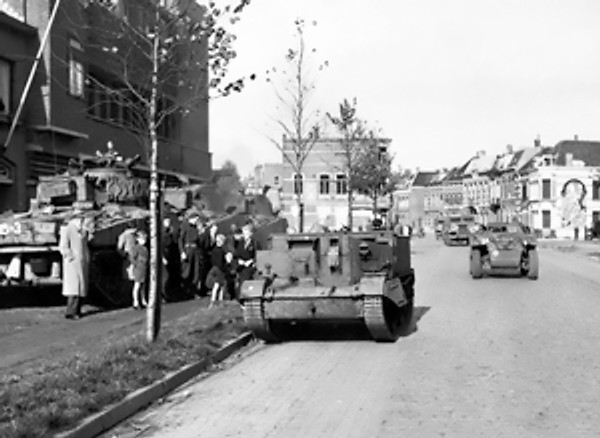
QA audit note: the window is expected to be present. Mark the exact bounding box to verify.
[521,183,527,200]
[593,211,600,224]
[542,210,551,228]
[335,174,347,195]
[86,80,98,117]
[273,176,279,185]
[319,174,330,195]
[542,179,551,199]
[593,181,600,200]
[68,39,84,97]
[293,174,303,195]
[0,58,11,115]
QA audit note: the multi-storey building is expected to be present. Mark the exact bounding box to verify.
[279,135,392,232]
[519,139,600,238]
[0,0,210,212]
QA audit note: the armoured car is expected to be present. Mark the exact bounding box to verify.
[469,222,538,279]
[442,214,476,246]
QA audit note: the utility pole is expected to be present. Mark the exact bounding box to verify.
[4,0,62,149]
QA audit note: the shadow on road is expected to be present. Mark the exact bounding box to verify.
[265,305,433,342]
[0,285,65,309]
[405,305,431,336]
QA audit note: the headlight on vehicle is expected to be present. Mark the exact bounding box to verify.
[450,224,459,232]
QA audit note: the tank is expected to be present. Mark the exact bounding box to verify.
[239,230,416,342]
[0,146,150,306]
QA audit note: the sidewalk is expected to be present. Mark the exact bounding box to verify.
[537,238,600,262]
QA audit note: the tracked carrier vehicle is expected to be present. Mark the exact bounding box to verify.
[240,230,415,342]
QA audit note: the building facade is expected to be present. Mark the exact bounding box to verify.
[279,135,392,232]
[0,0,210,212]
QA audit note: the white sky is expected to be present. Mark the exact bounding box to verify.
[209,0,600,176]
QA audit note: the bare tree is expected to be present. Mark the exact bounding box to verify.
[327,98,366,231]
[80,0,253,342]
[268,18,327,233]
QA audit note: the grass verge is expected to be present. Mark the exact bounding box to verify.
[0,302,246,438]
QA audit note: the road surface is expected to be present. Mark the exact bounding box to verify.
[103,237,600,437]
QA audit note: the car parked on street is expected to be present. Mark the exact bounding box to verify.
[469,221,538,280]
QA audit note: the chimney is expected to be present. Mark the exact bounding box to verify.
[506,144,513,154]
[574,134,579,141]
[534,135,541,148]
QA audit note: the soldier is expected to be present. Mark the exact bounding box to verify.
[178,212,202,297]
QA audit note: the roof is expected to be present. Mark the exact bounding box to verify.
[463,152,496,175]
[554,140,600,166]
[411,171,439,187]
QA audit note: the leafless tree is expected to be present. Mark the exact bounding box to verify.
[81,0,253,341]
[267,18,327,232]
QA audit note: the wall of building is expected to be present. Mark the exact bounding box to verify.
[0,0,212,213]
[522,166,600,238]
[279,136,391,231]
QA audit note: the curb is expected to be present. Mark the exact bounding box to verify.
[54,331,254,438]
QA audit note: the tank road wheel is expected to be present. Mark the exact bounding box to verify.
[243,299,279,343]
[527,250,539,280]
[470,250,483,279]
[364,296,414,342]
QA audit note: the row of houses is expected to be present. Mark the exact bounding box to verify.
[395,136,600,239]
[0,0,211,213]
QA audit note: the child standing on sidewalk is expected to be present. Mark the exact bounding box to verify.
[129,230,149,309]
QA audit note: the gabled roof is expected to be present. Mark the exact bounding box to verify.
[411,171,439,187]
[463,153,496,175]
[554,140,600,166]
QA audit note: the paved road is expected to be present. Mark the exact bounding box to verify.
[107,237,600,438]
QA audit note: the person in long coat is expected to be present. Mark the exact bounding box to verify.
[59,216,90,319]
[161,216,182,301]
[179,213,202,297]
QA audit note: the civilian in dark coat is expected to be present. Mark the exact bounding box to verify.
[206,234,233,306]
[162,217,181,301]
[235,224,261,285]
[178,214,202,296]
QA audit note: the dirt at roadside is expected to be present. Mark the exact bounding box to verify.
[0,298,242,377]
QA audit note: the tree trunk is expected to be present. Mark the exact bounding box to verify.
[146,26,161,343]
[347,189,353,231]
[296,192,304,233]
[372,193,378,218]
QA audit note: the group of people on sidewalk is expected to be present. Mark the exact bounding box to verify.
[116,211,260,310]
[174,212,259,306]
[57,209,260,319]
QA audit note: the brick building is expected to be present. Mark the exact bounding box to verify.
[0,0,210,212]
[279,135,392,232]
